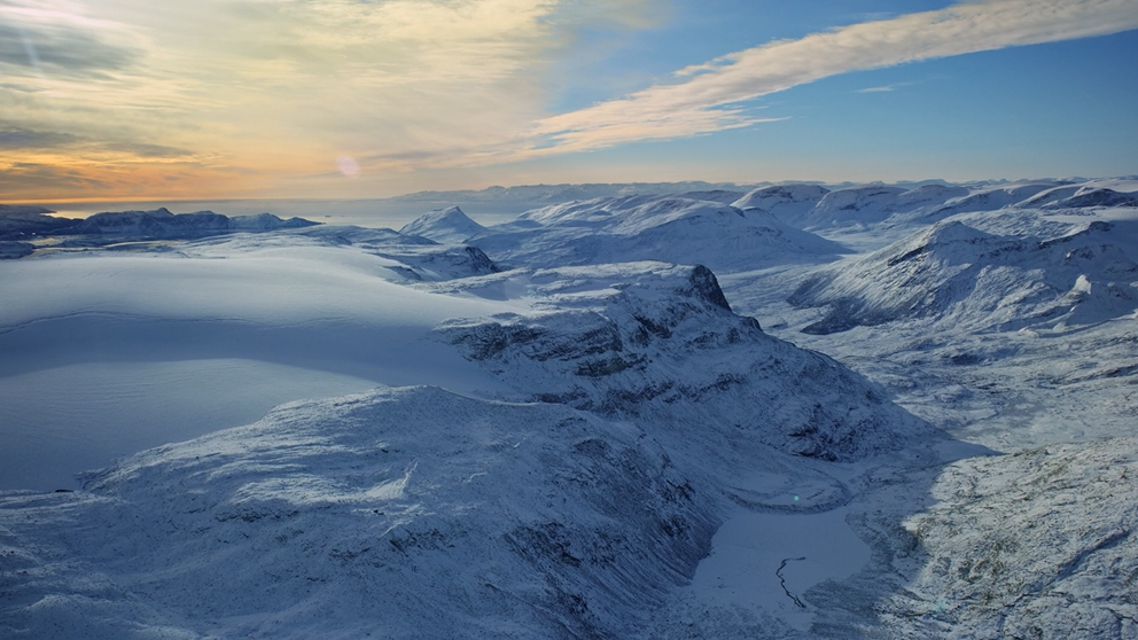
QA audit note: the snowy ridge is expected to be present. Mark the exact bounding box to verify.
[0,207,72,241]
[731,184,831,224]
[432,262,926,463]
[418,195,848,272]
[789,216,1138,333]
[732,184,968,231]
[0,207,319,255]
[804,186,908,228]
[925,182,1066,218]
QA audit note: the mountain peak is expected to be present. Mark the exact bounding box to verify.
[399,205,486,244]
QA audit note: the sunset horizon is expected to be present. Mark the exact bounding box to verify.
[4,0,1136,202]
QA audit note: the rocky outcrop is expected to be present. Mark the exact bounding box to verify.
[436,262,926,463]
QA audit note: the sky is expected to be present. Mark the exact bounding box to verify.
[2,0,1137,201]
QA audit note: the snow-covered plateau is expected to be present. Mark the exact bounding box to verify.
[1,177,1135,638]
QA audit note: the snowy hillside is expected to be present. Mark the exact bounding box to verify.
[0,387,716,639]
[788,215,1138,334]
[0,229,505,488]
[882,437,1138,638]
[731,184,831,224]
[925,181,1069,218]
[399,205,488,244]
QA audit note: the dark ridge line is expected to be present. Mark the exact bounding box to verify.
[776,556,808,609]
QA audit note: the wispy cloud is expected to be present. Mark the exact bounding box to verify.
[3,0,1138,199]
[1,0,657,198]
[0,127,81,149]
[0,4,138,78]
[858,85,897,94]
[527,0,1138,155]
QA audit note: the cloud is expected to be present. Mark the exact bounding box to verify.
[0,127,80,148]
[1,0,660,198]
[858,85,896,94]
[99,141,191,158]
[531,0,1138,154]
[0,161,110,195]
[0,5,138,78]
[4,0,1138,199]
[0,120,192,158]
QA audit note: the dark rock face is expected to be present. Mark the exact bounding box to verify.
[0,208,72,241]
[687,264,733,312]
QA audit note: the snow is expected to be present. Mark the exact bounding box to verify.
[398,205,487,244]
[787,214,1138,334]
[0,387,715,639]
[439,194,848,272]
[0,360,375,490]
[0,237,522,489]
[2,177,1137,638]
[731,184,830,225]
[682,508,870,629]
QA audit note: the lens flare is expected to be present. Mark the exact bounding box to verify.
[336,155,360,178]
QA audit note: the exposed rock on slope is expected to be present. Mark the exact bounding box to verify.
[883,438,1138,639]
[433,262,926,463]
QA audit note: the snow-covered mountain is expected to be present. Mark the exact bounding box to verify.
[0,234,927,637]
[3,177,1137,639]
[62,207,317,239]
[398,205,488,244]
[731,184,830,226]
[803,186,909,228]
[0,207,319,254]
[0,206,72,241]
[401,195,848,272]
[431,262,923,463]
[788,215,1138,334]
[924,182,1068,218]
